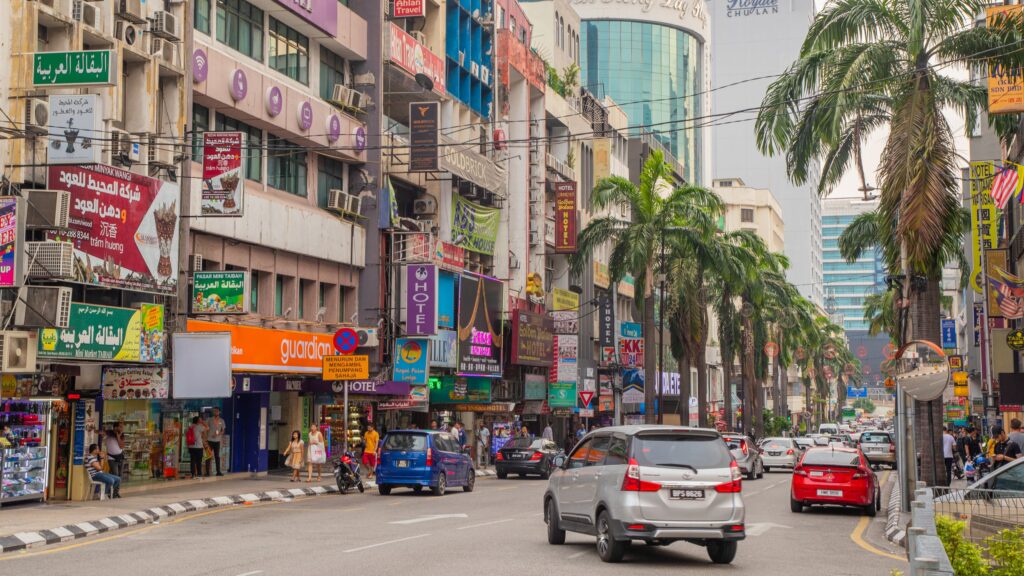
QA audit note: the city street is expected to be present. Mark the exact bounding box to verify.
[0,473,906,575]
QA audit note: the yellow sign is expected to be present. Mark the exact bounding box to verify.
[953,372,968,385]
[552,288,579,311]
[322,355,369,380]
[593,261,610,289]
[954,385,969,398]
[986,6,1024,115]
[969,161,999,293]
[948,355,963,370]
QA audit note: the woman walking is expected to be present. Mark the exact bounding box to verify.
[282,431,304,482]
[306,423,326,482]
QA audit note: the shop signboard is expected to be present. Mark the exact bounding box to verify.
[393,338,430,385]
[457,272,504,377]
[392,0,425,17]
[409,101,440,171]
[429,375,492,403]
[846,386,867,398]
[512,311,554,367]
[593,261,610,289]
[322,355,370,380]
[0,198,24,288]
[618,274,636,298]
[548,381,576,409]
[191,271,248,313]
[428,329,457,368]
[271,0,337,35]
[387,23,446,94]
[201,131,245,216]
[32,50,117,86]
[941,319,957,350]
[72,399,97,466]
[550,334,578,384]
[47,164,180,294]
[339,380,411,395]
[47,94,103,164]
[406,264,438,335]
[552,288,579,311]
[452,195,501,255]
[438,271,457,328]
[187,320,335,374]
[969,161,998,293]
[551,181,578,253]
[39,303,165,363]
[102,366,169,400]
[598,290,615,365]
[986,6,1024,114]
[621,368,645,404]
[525,373,547,400]
[550,311,578,335]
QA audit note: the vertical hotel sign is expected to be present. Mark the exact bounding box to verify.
[969,161,998,293]
[551,181,577,253]
[409,102,439,172]
[406,264,438,336]
[986,6,1024,114]
[201,132,244,216]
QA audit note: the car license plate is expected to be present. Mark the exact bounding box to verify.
[768,451,781,456]
[396,460,408,468]
[817,489,843,497]
[810,470,825,477]
[670,489,705,500]
[510,453,521,459]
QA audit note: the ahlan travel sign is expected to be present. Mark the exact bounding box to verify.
[39,303,165,363]
[32,50,117,87]
[192,271,249,314]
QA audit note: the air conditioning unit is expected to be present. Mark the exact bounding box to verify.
[191,254,203,272]
[24,98,49,134]
[24,190,70,229]
[413,197,436,215]
[345,193,362,216]
[529,231,540,245]
[73,0,99,29]
[327,189,346,213]
[116,0,145,23]
[410,31,427,45]
[115,19,140,46]
[25,241,76,279]
[350,91,369,111]
[151,37,178,66]
[0,331,39,374]
[15,286,72,328]
[148,137,176,167]
[356,327,379,347]
[331,84,354,107]
[40,0,72,14]
[150,10,179,40]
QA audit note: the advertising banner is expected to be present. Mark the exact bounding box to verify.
[551,181,578,253]
[548,381,576,408]
[552,288,579,311]
[619,337,644,367]
[969,161,998,293]
[39,303,165,363]
[438,271,457,328]
[393,338,430,385]
[550,334,578,384]
[409,101,440,171]
[187,320,335,374]
[457,272,503,377]
[941,318,957,350]
[386,23,446,94]
[201,132,244,216]
[985,249,1010,316]
[550,310,578,335]
[102,366,169,400]
[429,375,492,403]
[452,195,501,255]
[598,290,615,365]
[428,329,457,368]
[406,264,438,335]
[192,271,248,313]
[512,310,554,367]
[986,6,1024,114]
[48,94,103,164]
[621,368,645,404]
[47,164,180,294]
[525,373,547,400]
[32,50,117,87]
[0,198,23,288]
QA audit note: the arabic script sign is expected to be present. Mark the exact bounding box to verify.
[102,366,169,400]
[32,50,117,87]
[192,271,248,314]
[39,303,165,363]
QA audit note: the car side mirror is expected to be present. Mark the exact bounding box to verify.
[553,455,566,469]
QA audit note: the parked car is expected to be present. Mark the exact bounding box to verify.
[759,437,799,472]
[818,423,840,436]
[722,433,764,480]
[858,431,896,468]
[543,425,745,564]
[495,437,561,479]
[791,447,880,516]
[375,430,475,496]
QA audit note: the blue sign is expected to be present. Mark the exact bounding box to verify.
[72,400,87,465]
[620,322,642,339]
[846,386,867,398]
[393,337,429,384]
[941,319,957,350]
[438,271,456,329]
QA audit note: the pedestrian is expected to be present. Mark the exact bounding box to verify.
[520,425,531,439]
[990,426,1022,470]
[186,416,206,479]
[429,420,438,430]
[964,427,982,461]
[542,423,553,441]
[282,431,304,482]
[362,423,380,480]
[207,407,226,476]
[455,422,467,448]
[306,422,326,482]
[575,425,586,443]
[104,423,125,478]
[1009,418,1024,451]
[476,422,490,468]
[85,443,121,498]
[942,427,956,483]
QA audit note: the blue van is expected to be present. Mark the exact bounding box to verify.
[376,430,475,496]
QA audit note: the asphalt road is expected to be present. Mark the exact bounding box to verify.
[0,471,907,576]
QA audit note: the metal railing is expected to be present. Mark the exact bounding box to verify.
[932,487,1024,544]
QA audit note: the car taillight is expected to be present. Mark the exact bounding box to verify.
[853,467,870,479]
[740,439,749,456]
[426,448,433,467]
[793,465,807,477]
[786,449,795,455]
[530,451,543,461]
[715,460,743,493]
[495,451,504,461]
[621,458,662,492]
[889,444,896,453]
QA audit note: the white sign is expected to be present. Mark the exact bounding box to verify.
[102,366,170,400]
[555,335,578,383]
[48,94,103,164]
[429,329,457,368]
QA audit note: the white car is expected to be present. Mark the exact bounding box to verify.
[758,438,799,471]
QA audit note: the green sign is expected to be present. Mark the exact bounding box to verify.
[192,271,249,314]
[548,381,577,408]
[38,303,165,363]
[32,50,117,87]
[452,195,500,255]
[428,375,491,404]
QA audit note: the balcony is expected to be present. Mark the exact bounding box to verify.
[546,153,575,182]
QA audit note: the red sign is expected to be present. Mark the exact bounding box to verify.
[552,181,577,253]
[387,23,446,95]
[619,338,644,367]
[201,131,244,216]
[392,0,424,17]
[47,164,180,294]
[579,390,594,407]
[334,328,359,355]
[763,342,779,358]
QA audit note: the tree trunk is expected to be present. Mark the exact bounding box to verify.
[678,356,691,424]
[643,292,657,424]
[723,358,734,431]
[696,342,708,428]
[911,279,947,486]
[741,313,755,437]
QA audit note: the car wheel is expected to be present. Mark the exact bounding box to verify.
[378,484,392,496]
[432,473,446,496]
[518,473,526,478]
[464,469,475,492]
[546,499,566,545]
[707,541,737,564]
[497,470,508,479]
[764,466,771,473]
[790,496,803,513]
[875,490,882,512]
[596,511,626,563]
[746,468,756,480]
[756,463,764,479]
[864,503,877,517]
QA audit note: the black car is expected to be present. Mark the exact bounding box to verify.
[495,437,561,479]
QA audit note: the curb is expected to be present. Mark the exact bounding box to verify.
[884,475,906,547]
[0,485,339,555]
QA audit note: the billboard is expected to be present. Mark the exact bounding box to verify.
[201,132,244,216]
[457,272,504,377]
[39,303,165,363]
[512,310,554,367]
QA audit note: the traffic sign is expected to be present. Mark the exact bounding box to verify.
[578,390,594,407]
[334,328,359,355]
[323,355,369,380]
[763,342,779,358]
[948,355,963,370]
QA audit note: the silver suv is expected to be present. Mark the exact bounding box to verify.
[543,425,745,564]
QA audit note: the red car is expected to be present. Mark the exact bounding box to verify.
[790,447,880,516]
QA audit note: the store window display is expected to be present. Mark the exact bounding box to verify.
[1,399,52,504]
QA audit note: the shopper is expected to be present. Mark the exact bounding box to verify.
[306,423,326,482]
[362,423,380,480]
[104,423,125,478]
[186,416,206,479]
[207,408,226,477]
[542,423,553,441]
[942,427,956,483]
[85,443,121,498]
[282,431,304,482]
[1009,418,1024,451]
[476,422,490,468]
[452,422,467,448]
[991,426,1022,470]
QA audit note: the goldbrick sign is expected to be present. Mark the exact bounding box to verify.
[512,311,554,367]
[551,181,577,253]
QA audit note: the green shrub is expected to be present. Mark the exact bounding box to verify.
[936,514,988,576]
[987,528,1024,576]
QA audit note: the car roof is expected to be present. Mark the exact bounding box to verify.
[583,425,722,437]
[805,446,858,453]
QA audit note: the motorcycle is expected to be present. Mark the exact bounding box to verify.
[334,451,365,494]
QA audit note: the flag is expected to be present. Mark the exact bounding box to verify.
[988,266,1024,319]
[378,176,401,229]
[990,162,1021,208]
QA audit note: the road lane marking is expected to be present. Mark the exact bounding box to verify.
[343,533,431,553]
[849,471,904,562]
[390,514,468,525]
[235,571,263,576]
[568,550,588,559]
[496,485,520,491]
[744,478,789,497]
[457,518,514,530]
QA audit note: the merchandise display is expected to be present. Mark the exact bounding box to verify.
[1,399,51,504]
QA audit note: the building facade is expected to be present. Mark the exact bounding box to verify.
[714,178,785,254]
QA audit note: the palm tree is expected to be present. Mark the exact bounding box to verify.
[570,150,722,423]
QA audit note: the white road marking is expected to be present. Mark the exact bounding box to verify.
[745,522,792,537]
[343,533,432,553]
[744,478,789,497]
[234,571,263,576]
[568,550,588,559]
[390,514,469,525]
[457,518,515,530]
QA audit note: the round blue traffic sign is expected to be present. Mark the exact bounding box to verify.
[334,328,359,355]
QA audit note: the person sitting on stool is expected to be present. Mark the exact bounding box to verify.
[86,443,121,498]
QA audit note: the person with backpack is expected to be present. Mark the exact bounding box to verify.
[186,416,207,479]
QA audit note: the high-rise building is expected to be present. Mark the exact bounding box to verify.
[714,178,785,254]
[710,0,823,305]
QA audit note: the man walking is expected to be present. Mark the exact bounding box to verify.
[476,422,490,468]
[1009,418,1024,452]
[942,427,956,483]
[362,423,379,480]
[207,408,226,476]
[542,423,554,441]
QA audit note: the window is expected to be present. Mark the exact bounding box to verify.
[269,18,309,84]
[741,208,754,223]
[605,435,628,466]
[216,0,264,61]
[320,49,348,102]
[195,0,211,34]
[510,16,516,40]
[318,283,326,310]
[555,12,560,46]
[992,463,1024,493]
[298,279,307,319]
[801,450,860,467]
[250,270,259,313]
[383,433,427,452]
[274,275,284,316]
[191,104,210,163]
[587,436,610,466]
[567,439,592,469]
[317,156,345,208]
[215,113,263,182]
[268,136,308,196]
[632,433,732,468]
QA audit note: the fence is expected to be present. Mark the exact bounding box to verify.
[932,487,1024,544]
[906,485,953,576]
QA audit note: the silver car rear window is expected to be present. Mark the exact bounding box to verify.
[860,433,891,444]
[383,433,427,452]
[632,434,732,468]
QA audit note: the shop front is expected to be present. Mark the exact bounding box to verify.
[510,305,555,439]
[0,374,64,506]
